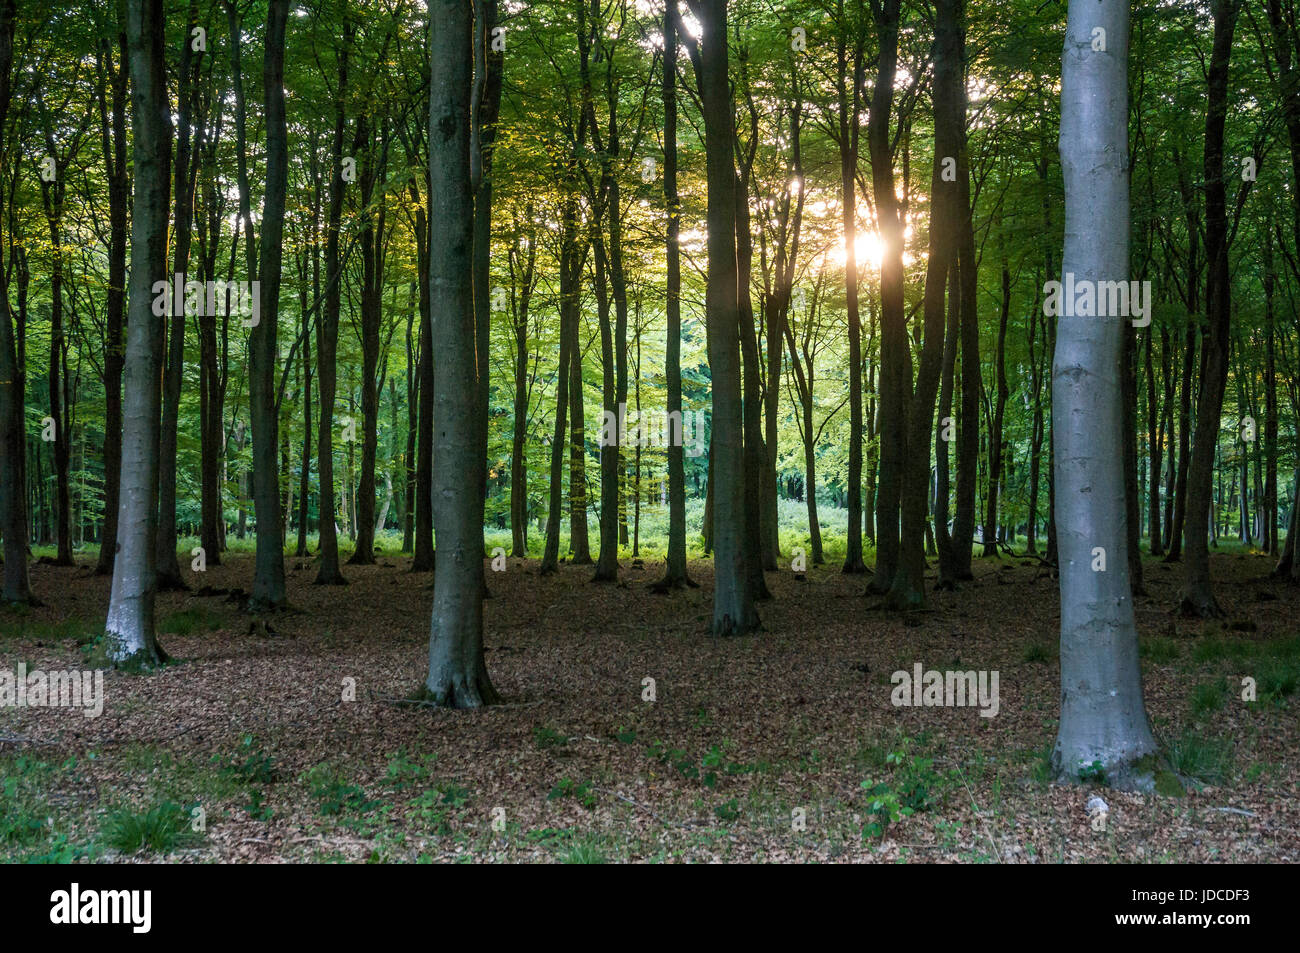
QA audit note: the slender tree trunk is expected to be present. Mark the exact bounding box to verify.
[156,0,202,589]
[1145,322,1163,555]
[936,255,960,580]
[540,197,578,574]
[838,9,866,575]
[509,223,535,559]
[249,0,289,610]
[654,6,691,590]
[983,257,1010,557]
[96,28,129,577]
[349,114,382,567]
[1180,0,1238,617]
[315,15,351,585]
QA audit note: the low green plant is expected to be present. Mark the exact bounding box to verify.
[102,800,198,854]
[547,777,597,810]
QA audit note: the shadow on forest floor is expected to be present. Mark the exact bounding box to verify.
[1,549,1296,863]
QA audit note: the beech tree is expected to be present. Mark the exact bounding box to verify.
[104,0,171,667]
[0,0,32,606]
[684,0,758,635]
[425,0,497,706]
[248,0,289,611]
[1050,0,1159,788]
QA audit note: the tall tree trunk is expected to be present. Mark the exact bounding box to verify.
[1123,323,1145,594]
[349,113,381,567]
[95,27,129,577]
[1180,0,1239,617]
[156,0,201,589]
[540,197,578,574]
[887,0,962,609]
[509,220,535,559]
[248,0,289,611]
[735,169,772,597]
[1264,230,1278,556]
[315,14,351,585]
[426,0,497,706]
[653,5,692,589]
[837,6,867,575]
[411,197,435,572]
[567,298,592,564]
[983,258,1010,557]
[686,0,758,634]
[105,0,172,665]
[0,0,33,603]
[1145,322,1163,555]
[866,0,906,593]
[1051,0,1158,789]
[296,248,313,558]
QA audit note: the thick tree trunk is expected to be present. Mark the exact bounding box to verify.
[1051,0,1159,790]
[887,0,962,609]
[866,0,906,593]
[688,0,758,635]
[426,0,497,707]
[105,0,172,666]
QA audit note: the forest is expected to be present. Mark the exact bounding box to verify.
[0,0,1297,868]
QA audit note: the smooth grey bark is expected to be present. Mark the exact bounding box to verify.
[1051,0,1159,789]
[249,0,289,611]
[105,0,172,666]
[426,0,497,706]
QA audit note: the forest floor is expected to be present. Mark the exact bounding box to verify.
[1,547,1297,863]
